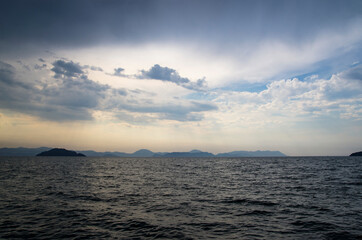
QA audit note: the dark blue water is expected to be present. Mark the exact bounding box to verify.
[0,157,361,239]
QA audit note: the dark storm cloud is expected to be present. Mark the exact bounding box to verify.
[138,64,207,91]
[0,0,156,51]
[1,0,362,54]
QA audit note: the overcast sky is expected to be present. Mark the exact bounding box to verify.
[1,0,361,155]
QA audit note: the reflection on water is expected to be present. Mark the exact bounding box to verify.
[0,157,361,239]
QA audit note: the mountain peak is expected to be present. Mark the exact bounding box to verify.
[131,149,154,157]
[133,149,153,154]
[189,149,202,153]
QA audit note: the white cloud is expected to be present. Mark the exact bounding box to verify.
[212,65,362,127]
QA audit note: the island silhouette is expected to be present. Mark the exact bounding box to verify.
[350,151,362,156]
[36,148,86,157]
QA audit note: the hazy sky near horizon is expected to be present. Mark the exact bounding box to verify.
[1,0,362,155]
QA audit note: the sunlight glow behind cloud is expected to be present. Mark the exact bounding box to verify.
[0,0,362,155]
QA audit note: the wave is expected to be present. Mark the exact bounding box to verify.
[222,198,278,206]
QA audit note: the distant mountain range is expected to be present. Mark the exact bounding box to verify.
[0,147,287,157]
[0,147,51,156]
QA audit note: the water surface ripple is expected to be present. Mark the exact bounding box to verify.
[0,157,361,239]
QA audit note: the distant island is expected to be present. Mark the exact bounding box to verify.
[0,147,286,157]
[154,150,215,158]
[36,148,86,157]
[350,151,362,156]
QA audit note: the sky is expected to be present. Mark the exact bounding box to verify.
[0,0,362,156]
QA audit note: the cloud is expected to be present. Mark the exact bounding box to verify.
[214,65,362,122]
[51,60,84,78]
[113,67,126,77]
[51,61,103,79]
[0,61,16,85]
[162,112,204,122]
[0,60,116,121]
[115,111,155,125]
[90,66,103,71]
[1,1,362,89]
[3,58,360,125]
[0,59,217,123]
[83,65,103,72]
[103,87,218,122]
[138,64,207,91]
[0,61,31,89]
[114,109,209,124]
[44,80,108,109]
[121,100,217,114]
[139,64,188,83]
[82,65,103,72]
[51,60,103,76]
[34,63,47,70]
[127,102,217,122]
[339,65,362,81]
[2,0,362,52]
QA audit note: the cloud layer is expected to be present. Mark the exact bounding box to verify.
[0,59,217,122]
[213,65,362,127]
[2,0,362,50]
[1,1,362,154]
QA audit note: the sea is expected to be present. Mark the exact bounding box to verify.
[0,156,361,239]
